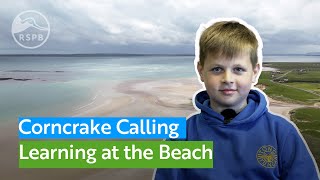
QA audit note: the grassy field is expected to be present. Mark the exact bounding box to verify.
[290,107,320,168]
[259,62,320,104]
[258,74,320,104]
[264,62,320,71]
[291,107,320,138]
[287,82,320,94]
[303,134,320,170]
[259,62,320,168]
[264,63,320,83]
[285,71,320,83]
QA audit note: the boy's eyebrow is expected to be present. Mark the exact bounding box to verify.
[233,64,245,67]
[209,63,246,67]
[209,63,224,67]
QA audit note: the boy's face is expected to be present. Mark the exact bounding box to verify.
[197,52,260,113]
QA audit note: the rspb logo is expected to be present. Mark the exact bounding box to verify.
[256,145,277,168]
[11,10,50,49]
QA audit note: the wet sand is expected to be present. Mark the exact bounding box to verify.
[0,77,311,180]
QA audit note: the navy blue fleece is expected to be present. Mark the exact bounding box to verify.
[155,90,319,180]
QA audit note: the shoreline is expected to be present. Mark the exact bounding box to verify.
[1,77,316,180]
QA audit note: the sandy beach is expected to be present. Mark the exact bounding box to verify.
[0,77,312,180]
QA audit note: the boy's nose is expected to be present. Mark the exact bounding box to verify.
[221,71,234,83]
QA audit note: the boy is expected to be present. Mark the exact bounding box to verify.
[154,18,319,180]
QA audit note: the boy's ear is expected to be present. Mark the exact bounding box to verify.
[252,63,261,83]
[197,61,204,82]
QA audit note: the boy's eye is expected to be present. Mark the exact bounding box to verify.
[211,67,223,73]
[234,67,246,73]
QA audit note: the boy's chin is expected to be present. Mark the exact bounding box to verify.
[215,98,246,110]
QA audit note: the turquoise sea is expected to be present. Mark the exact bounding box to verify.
[0,55,196,122]
[0,55,319,122]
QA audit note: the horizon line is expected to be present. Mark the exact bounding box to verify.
[0,53,319,56]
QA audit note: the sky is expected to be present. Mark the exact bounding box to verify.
[1,0,320,54]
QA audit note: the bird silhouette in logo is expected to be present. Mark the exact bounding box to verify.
[12,16,48,34]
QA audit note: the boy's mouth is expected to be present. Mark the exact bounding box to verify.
[219,89,237,95]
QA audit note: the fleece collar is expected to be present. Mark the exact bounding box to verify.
[195,90,267,126]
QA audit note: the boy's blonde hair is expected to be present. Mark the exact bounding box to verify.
[199,20,258,67]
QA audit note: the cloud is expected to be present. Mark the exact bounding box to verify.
[1,0,320,54]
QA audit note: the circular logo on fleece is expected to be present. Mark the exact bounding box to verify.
[256,145,277,168]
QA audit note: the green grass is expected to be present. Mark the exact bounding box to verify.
[259,71,272,79]
[291,107,320,138]
[265,62,320,71]
[287,82,320,94]
[264,63,320,170]
[263,62,320,83]
[291,107,320,122]
[291,107,320,169]
[284,71,320,83]
[302,134,320,169]
[258,63,320,104]
[258,74,319,104]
